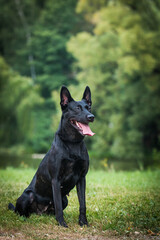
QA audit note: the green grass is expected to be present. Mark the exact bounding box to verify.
[0,168,160,239]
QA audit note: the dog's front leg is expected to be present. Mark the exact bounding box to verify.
[76,177,88,226]
[51,179,67,227]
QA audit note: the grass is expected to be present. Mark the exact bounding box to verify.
[0,167,160,239]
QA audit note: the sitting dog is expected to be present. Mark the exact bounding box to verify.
[8,86,95,227]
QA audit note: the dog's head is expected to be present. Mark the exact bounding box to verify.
[60,86,95,137]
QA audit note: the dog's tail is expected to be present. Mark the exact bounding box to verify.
[8,203,15,212]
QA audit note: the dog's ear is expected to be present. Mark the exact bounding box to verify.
[82,86,92,106]
[60,86,74,110]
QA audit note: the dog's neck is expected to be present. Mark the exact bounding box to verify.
[57,118,84,144]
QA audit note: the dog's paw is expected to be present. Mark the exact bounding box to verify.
[79,216,88,227]
[58,220,68,228]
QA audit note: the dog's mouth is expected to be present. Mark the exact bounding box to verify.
[70,120,95,136]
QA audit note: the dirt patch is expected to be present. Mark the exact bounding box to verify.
[0,232,25,240]
[0,226,160,240]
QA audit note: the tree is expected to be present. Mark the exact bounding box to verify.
[67,0,160,167]
[27,0,85,152]
[0,0,88,153]
[0,56,42,151]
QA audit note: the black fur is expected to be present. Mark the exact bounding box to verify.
[8,86,94,227]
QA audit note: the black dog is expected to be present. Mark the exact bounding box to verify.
[8,86,95,227]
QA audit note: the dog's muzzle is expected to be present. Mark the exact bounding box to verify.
[87,114,95,122]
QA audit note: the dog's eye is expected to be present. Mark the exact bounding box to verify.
[76,105,82,111]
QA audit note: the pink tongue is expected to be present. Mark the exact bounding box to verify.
[78,122,95,136]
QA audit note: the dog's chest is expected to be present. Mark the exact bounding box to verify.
[59,155,87,180]
[58,155,88,195]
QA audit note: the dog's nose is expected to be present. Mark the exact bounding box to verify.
[87,114,95,122]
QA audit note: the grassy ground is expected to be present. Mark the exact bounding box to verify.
[0,168,160,239]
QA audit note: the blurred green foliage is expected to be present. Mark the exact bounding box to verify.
[0,56,42,151]
[0,0,160,167]
[0,0,86,153]
[67,0,160,167]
